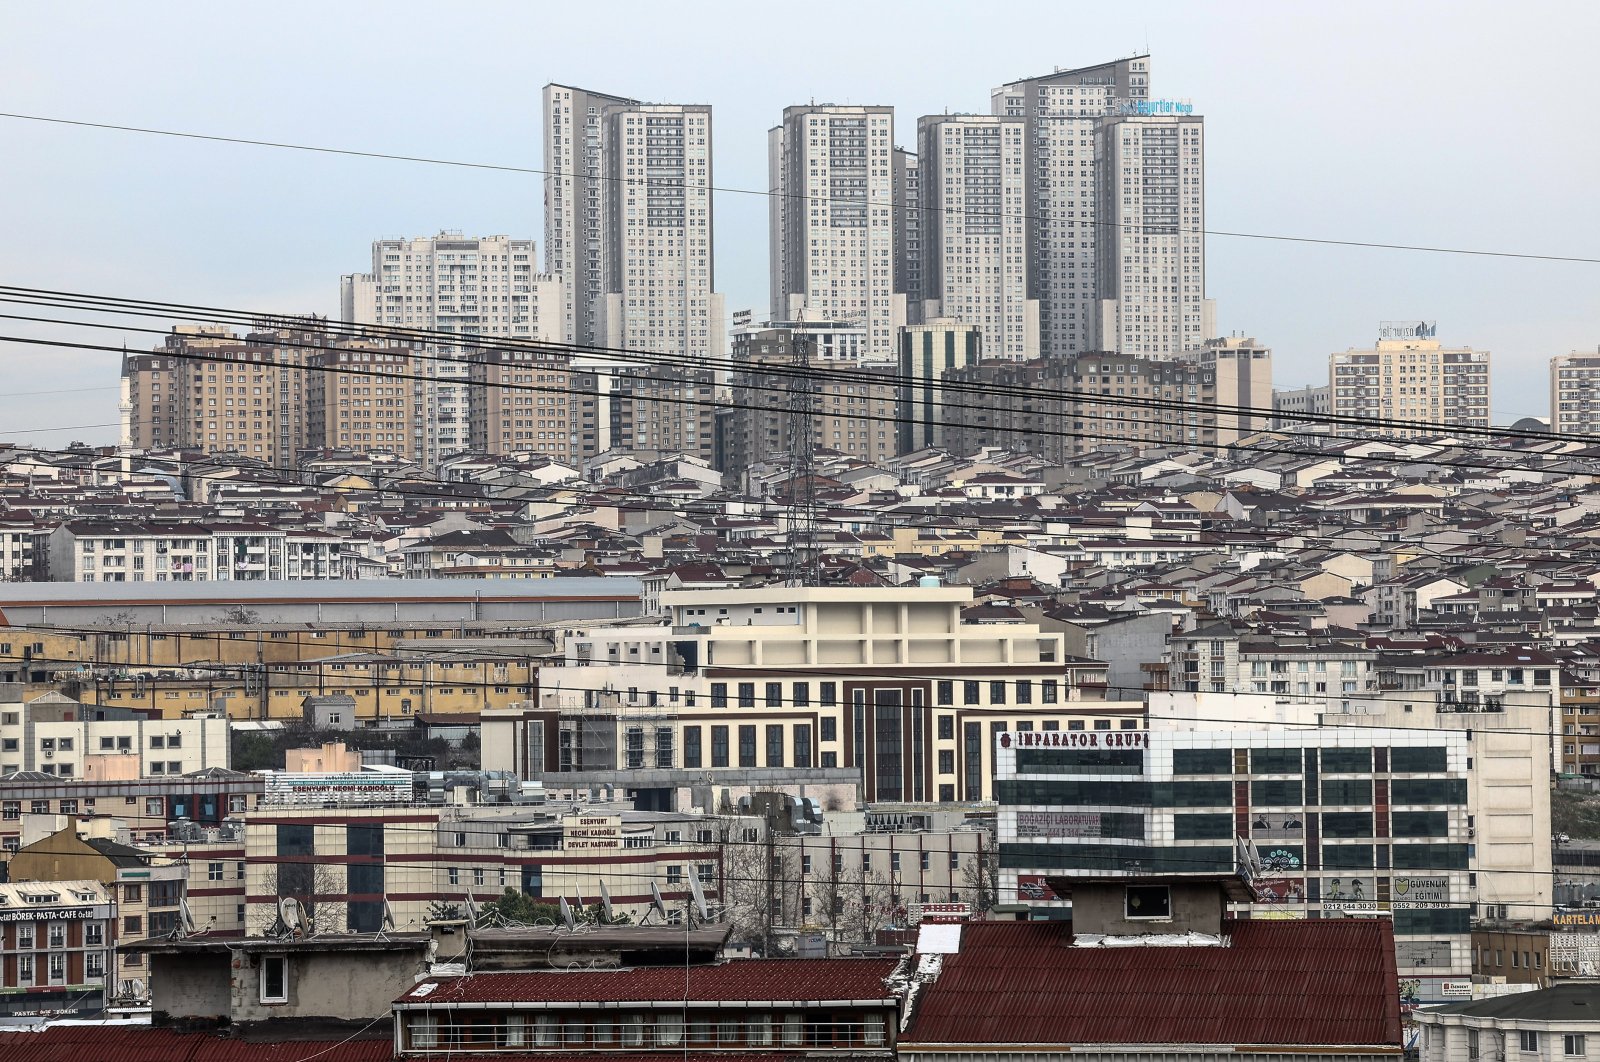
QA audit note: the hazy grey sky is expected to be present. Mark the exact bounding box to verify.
[3,1,1598,446]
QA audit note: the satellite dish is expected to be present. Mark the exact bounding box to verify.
[464,888,479,926]
[559,896,576,931]
[599,880,613,923]
[688,868,710,922]
[382,897,397,931]
[649,880,667,922]
[179,898,197,936]
[278,896,305,937]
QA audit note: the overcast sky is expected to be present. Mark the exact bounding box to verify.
[3,1,1598,447]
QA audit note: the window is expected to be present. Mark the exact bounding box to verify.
[821,717,837,742]
[990,680,1007,704]
[937,680,953,705]
[260,955,288,1003]
[1565,1035,1585,1056]
[765,682,783,708]
[710,683,728,708]
[1522,1032,1540,1054]
[739,725,757,768]
[208,862,223,881]
[123,884,142,904]
[711,726,729,768]
[1125,885,1171,920]
[737,682,755,708]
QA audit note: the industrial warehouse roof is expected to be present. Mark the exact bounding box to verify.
[396,958,901,1006]
[902,918,1402,1049]
[0,576,640,604]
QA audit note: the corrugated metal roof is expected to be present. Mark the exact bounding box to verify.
[0,1027,389,1062]
[397,958,901,1005]
[903,918,1402,1048]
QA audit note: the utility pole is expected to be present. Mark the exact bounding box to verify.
[783,315,820,586]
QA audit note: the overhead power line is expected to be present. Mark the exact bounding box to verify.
[3,112,1599,265]
[2,283,1583,449]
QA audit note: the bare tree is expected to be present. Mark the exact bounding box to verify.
[960,842,1000,913]
[249,863,347,935]
[214,606,262,625]
[720,831,802,954]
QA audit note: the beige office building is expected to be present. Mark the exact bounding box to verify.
[1329,325,1491,437]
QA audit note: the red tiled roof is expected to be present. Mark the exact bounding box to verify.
[904,919,1401,1048]
[0,1027,390,1062]
[397,958,900,1005]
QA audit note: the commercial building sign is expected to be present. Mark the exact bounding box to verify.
[0,907,102,922]
[1378,320,1437,340]
[1016,874,1062,903]
[1393,876,1451,905]
[1002,730,1147,750]
[1441,981,1473,998]
[563,814,622,852]
[1116,98,1194,116]
[1015,812,1106,839]
[262,772,414,806]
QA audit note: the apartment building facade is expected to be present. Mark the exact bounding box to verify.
[770,105,904,355]
[991,56,1152,358]
[0,695,229,778]
[1329,327,1491,437]
[940,349,1243,462]
[46,520,343,582]
[304,344,416,458]
[340,233,561,465]
[892,146,921,325]
[544,84,641,346]
[1550,348,1600,437]
[916,114,1037,361]
[718,328,898,483]
[599,103,723,361]
[0,879,113,1018]
[467,348,579,461]
[1092,112,1212,356]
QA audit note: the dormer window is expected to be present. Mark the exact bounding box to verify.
[1125,885,1171,921]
